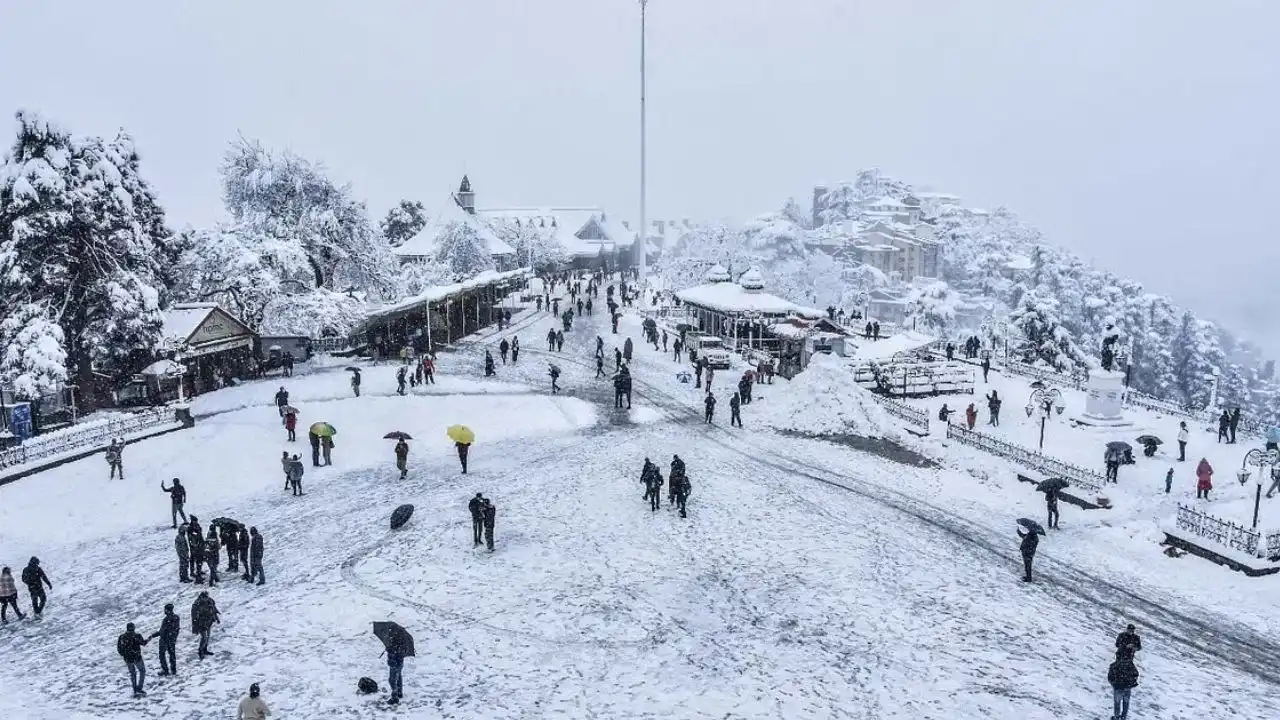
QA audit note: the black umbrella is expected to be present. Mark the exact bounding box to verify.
[210,517,244,531]
[345,366,362,373]
[1106,441,1133,452]
[384,431,413,441]
[1017,518,1046,535]
[371,621,416,657]
[1136,435,1162,446]
[1036,478,1069,493]
[390,504,415,530]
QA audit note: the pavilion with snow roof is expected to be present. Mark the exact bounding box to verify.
[675,266,822,354]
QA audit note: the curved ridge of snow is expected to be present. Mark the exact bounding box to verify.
[762,353,887,436]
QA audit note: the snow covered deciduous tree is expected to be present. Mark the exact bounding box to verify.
[0,303,67,400]
[903,281,958,336]
[380,200,427,248]
[434,221,495,279]
[170,225,284,330]
[491,218,568,271]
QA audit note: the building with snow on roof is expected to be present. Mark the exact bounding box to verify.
[675,266,822,359]
[393,176,518,269]
[157,303,260,396]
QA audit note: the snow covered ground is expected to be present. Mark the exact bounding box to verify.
[1,298,1278,719]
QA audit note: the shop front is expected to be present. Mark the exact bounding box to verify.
[161,303,259,396]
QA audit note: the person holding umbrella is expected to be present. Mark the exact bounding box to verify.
[1045,489,1060,530]
[372,622,415,705]
[283,407,298,442]
[1016,519,1043,582]
[389,434,411,480]
[308,428,321,467]
[448,425,474,474]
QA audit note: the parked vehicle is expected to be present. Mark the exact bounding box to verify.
[691,335,732,370]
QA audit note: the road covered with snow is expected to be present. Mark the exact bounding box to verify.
[0,303,1277,719]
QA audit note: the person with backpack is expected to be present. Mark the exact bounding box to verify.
[289,455,305,496]
[20,557,51,616]
[1107,651,1140,719]
[157,603,180,676]
[1017,526,1039,582]
[499,338,510,364]
[191,591,220,659]
[549,364,561,394]
[468,494,487,546]
[273,386,289,417]
[672,471,692,518]
[0,567,24,622]
[106,439,124,480]
[394,439,410,480]
[161,478,188,529]
[117,622,156,697]
[1116,624,1142,657]
[986,391,1002,426]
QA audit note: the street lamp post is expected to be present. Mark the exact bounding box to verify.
[1238,448,1279,531]
[1025,387,1065,452]
[636,0,648,308]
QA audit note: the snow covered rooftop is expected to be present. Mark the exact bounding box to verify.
[866,196,905,208]
[366,267,532,323]
[162,303,219,344]
[738,268,765,290]
[395,196,516,259]
[677,282,821,317]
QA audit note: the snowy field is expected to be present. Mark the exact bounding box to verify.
[0,304,1278,718]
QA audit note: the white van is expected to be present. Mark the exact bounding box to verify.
[691,335,732,369]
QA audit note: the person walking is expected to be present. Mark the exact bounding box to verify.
[289,455,305,496]
[157,603,180,676]
[106,439,125,479]
[161,477,188,529]
[549,364,561,394]
[468,494,486,546]
[1116,624,1142,657]
[284,410,297,442]
[20,557,50,616]
[499,338,509,364]
[204,528,220,586]
[1017,526,1039,582]
[274,386,289,417]
[396,366,408,395]
[0,567,24,622]
[394,439,409,479]
[623,337,634,362]
[484,350,495,377]
[1217,409,1230,443]
[308,431,321,467]
[237,683,271,719]
[1177,421,1189,462]
[246,527,265,585]
[615,348,623,371]
[729,392,743,428]
[386,643,407,705]
[321,435,334,466]
[704,393,716,424]
[705,366,715,392]
[1046,490,1060,530]
[351,369,363,396]
[1229,407,1241,444]
[456,441,471,474]
[422,355,435,383]
[546,328,557,351]
[986,391,1002,426]
[662,330,669,351]
[1265,468,1280,499]
[175,526,191,583]
[281,451,293,489]
[672,472,691,518]
[1165,468,1174,494]
[669,455,687,508]
[981,356,991,383]
[596,335,605,358]
[1196,458,1213,499]
[641,460,663,511]
[1107,652,1140,719]
[511,337,519,364]
[673,337,683,363]
[482,500,497,552]
[116,622,154,697]
[596,354,605,379]
[191,591,220,659]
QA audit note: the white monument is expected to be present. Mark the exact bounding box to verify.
[1075,369,1132,427]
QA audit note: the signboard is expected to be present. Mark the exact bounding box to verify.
[188,311,245,346]
[180,336,253,359]
[9,403,33,441]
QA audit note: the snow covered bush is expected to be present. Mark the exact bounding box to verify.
[258,289,370,338]
[762,353,888,437]
[0,303,67,399]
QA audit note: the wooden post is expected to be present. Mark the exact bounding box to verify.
[445,299,452,344]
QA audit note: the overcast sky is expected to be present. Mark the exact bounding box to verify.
[2,1,1278,350]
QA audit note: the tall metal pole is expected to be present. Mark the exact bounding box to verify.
[637,0,648,307]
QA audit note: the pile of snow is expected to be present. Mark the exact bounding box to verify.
[762,353,888,436]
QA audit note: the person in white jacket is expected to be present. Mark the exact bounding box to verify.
[1177,422,1189,462]
[237,683,270,719]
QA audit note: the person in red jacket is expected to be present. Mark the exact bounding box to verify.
[422,356,435,385]
[1196,458,1214,499]
[283,411,297,442]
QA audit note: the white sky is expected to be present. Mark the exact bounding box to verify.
[2,0,1277,350]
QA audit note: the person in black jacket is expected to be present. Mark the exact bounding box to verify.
[204,528,220,586]
[273,386,289,417]
[729,393,742,428]
[246,527,265,585]
[704,393,716,424]
[175,526,191,583]
[1046,491,1060,530]
[1107,653,1139,719]
[237,526,250,576]
[117,622,154,697]
[157,603,180,676]
[468,494,486,546]
[671,472,691,518]
[1115,624,1142,657]
[220,524,239,573]
[1017,527,1039,582]
[482,501,497,551]
[186,517,204,582]
[191,592,220,659]
[161,478,187,529]
[20,557,51,616]
[309,430,322,467]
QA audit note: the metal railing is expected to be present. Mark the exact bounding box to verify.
[311,337,353,353]
[1176,503,1260,557]
[872,396,930,432]
[1267,532,1280,562]
[0,408,177,472]
[944,422,1104,495]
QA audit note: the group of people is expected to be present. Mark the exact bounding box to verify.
[639,455,692,518]
[113,594,229,699]
[0,557,52,623]
[172,514,266,588]
[1216,407,1243,444]
[467,493,499,550]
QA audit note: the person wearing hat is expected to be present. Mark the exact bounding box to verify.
[1116,624,1142,657]
[116,621,155,697]
[20,557,51,616]
[237,683,270,719]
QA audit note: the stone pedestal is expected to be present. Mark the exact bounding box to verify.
[1074,370,1133,427]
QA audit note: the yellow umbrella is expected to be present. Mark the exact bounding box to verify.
[446,424,475,444]
[310,422,337,437]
